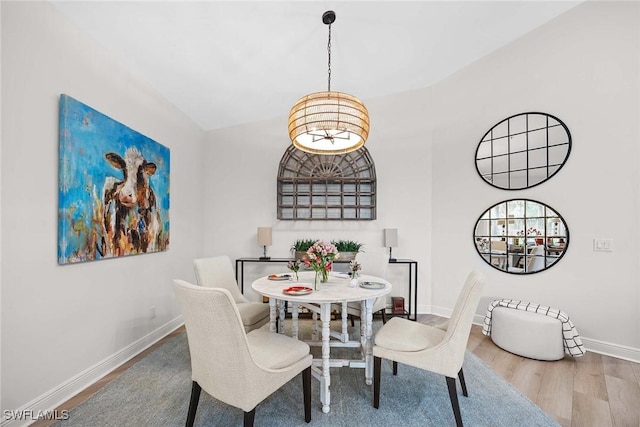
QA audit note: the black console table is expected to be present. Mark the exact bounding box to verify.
[235,258,292,293]
[235,257,418,321]
[388,259,418,321]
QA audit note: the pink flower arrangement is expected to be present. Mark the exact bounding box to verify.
[287,259,302,281]
[304,240,339,286]
[349,260,362,276]
[516,227,541,236]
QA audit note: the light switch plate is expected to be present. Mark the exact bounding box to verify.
[593,238,613,252]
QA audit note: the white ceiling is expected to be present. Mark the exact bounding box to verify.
[50,1,581,131]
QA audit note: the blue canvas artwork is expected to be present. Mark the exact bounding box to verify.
[58,94,170,264]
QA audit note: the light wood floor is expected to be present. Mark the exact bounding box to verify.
[32,317,640,427]
[464,322,640,427]
[417,313,640,427]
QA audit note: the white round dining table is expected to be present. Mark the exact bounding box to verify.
[252,271,391,414]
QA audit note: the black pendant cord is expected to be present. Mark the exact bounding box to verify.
[327,23,332,92]
[322,10,335,93]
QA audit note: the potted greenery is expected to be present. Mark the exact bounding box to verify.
[331,240,364,261]
[291,239,317,261]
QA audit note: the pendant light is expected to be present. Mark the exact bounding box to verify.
[288,11,370,155]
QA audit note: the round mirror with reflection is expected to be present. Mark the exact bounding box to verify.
[474,199,569,274]
[475,112,571,190]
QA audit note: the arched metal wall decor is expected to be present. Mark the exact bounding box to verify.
[473,199,569,274]
[475,112,571,190]
[277,145,376,220]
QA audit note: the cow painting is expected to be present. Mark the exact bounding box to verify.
[58,94,170,264]
[99,147,162,257]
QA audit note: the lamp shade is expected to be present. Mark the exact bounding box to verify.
[257,227,272,246]
[383,229,398,248]
[288,91,370,155]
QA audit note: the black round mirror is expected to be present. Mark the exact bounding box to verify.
[474,199,569,274]
[475,112,571,190]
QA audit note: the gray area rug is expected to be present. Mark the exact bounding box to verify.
[54,321,560,427]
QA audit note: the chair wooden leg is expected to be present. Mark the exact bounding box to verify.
[446,376,463,427]
[392,361,398,375]
[458,368,468,397]
[243,408,256,427]
[381,309,387,324]
[373,356,381,408]
[302,366,311,423]
[186,381,201,427]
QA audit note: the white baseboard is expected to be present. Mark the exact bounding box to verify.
[425,305,640,363]
[1,316,184,427]
[580,337,640,363]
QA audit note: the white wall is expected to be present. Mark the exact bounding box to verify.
[0,0,4,412]
[203,1,640,360]
[203,88,434,306]
[1,1,204,415]
[430,1,640,355]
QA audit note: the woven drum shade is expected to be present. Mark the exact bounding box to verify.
[288,91,370,155]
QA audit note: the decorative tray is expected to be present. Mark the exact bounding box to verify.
[268,274,291,281]
[282,286,313,296]
[359,281,386,290]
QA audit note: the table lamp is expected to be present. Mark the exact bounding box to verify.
[257,227,272,260]
[384,228,398,262]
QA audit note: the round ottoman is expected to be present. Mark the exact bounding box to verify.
[490,306,565,361]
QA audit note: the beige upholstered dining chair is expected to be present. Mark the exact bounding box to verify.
[341,250,390,326]
[491,240,507,252]
[489,240,507,269]
[372,271,485,427]
[508,245,546,273]
[193,256,269,332]
[173,280,313,427]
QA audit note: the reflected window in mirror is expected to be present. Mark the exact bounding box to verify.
[475,112,571,190]
[474,199,569,274]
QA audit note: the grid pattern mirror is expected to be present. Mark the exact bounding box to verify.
[277,145,376,220]
[474,199,569,274]
[475,112,571,190]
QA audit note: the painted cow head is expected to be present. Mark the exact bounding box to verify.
[105,147,157,208]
